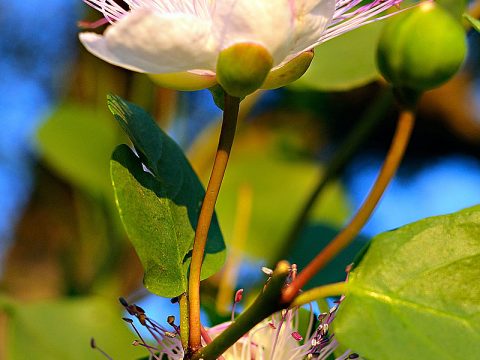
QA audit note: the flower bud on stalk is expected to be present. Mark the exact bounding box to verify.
[216,43,274,98]
[211,49,314,107]
[377,2,467,106]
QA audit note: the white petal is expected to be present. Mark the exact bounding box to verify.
[289,0,335,55]
[79,8,218,73]
[212,0,295,65]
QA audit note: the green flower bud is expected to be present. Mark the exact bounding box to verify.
[217,43,273,98]
[377,2,467,92]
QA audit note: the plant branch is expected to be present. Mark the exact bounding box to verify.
[282,109,416,303]
[191,262,291,360]
[273,88,393,264]
[188,94,241,353]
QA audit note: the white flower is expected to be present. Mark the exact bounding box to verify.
[108,295,358,360]
[80,0,403,93]
[206,306,352,360]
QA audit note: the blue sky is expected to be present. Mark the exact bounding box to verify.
[0,0,79,256]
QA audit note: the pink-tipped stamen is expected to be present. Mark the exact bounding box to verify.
[77,17,109,29]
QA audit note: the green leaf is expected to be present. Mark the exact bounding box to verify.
[109,96,225,298]
[335,205,480,359]
[464,13,480,32]
[291,21,385,91]
[37,103,121,196]
[4,296,140,360]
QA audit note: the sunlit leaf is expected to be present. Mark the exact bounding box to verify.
[4,296,139,360]
[335,205,480,359]
[109,96,225,297]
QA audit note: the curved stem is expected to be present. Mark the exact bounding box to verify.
[282,109,416,303]
[188,94,240,353]
[273,89,393,264]
[290,282,346,308]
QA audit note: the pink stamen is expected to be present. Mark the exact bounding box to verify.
[292,331,303,341]
[231,288,244,321]
[77,17,109,29]
[235,288,244,303]
[200,325,214,344]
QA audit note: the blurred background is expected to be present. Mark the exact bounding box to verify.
[0,0,479,359]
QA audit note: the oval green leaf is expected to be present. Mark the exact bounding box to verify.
[335,205,480,359]
[109,96,225,298]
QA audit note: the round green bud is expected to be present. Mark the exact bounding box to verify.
[377,2,467,91]
[217,42,273,98]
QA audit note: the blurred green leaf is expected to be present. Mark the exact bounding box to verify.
[289,224,368,289]
[335,205,480,359]
[4,296,139,360]
[200,298,232,327]
[438,0,468,19]
[37,103,120,196]
[109,96,225,298]
[291,21,385,91]
[214,124,350,262]
[464,13,480,32]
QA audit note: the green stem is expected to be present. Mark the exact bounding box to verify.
[192,262,291,360]
[290,282,346,308]
[188,94,241,353]
[179,293,189,350]
[273,88,393,264]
